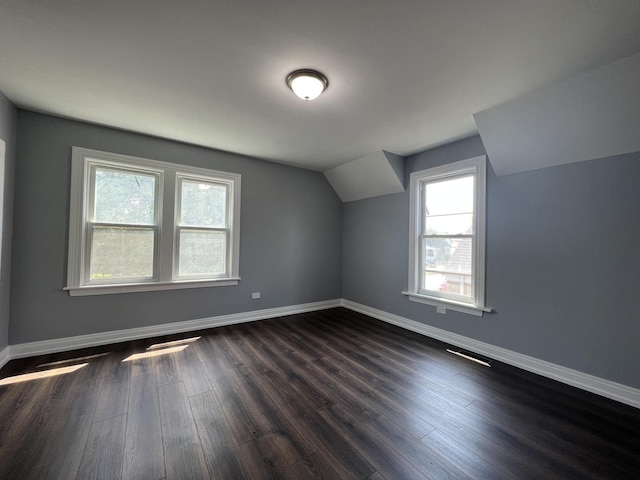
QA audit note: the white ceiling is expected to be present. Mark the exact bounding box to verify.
[1,1,639,171]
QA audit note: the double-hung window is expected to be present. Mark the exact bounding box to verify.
[66,147,240,295]
[88,162,159,283]
[175,175,230,278]
[404,155,489,316]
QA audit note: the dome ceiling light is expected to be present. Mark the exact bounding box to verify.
[286,69,329,101]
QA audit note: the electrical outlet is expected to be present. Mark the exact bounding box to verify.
[252,292,261,299]
[436,306,446,314]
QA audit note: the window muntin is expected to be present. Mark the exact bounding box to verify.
[407,156,487,315]
[67,147,241,295]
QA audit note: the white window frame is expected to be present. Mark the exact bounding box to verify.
[66,147,241,296]
[174,174,232,281]
[403,155,491,316]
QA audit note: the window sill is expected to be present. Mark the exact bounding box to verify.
[65,278,241,296]
[401,291,492,317]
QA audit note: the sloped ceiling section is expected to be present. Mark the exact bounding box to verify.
[475,52,640,176]
[324,151,405,203]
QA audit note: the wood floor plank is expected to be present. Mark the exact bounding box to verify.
[288,447,365,480]
[210,366,276,445]
[190,389,245,479]
[295,408,376,479]
[0,378,57,451]
[416,395,571,480]
[465,363,640,455]
[21,369,102,480]
[158,381,211,480]
[422,427,526,480]
[0,374,74,480]
[463,393,639,479]
[193,332,240,390]
[318,403,425,480]
[122,358,165,480]
[216,349,335,472]
[311,354,437,440]
[221,330,376,478]
[361,411,473,480]
[364,472,388,480]
[30,402,97,480]
[93,363,130,423]
[154,348,184,386]
[232,325,334,411]
[76,414,127,480]
[247,376,374,480]
[323,313,460,378]
[220,347,375,479]
[286,350,381,424]
[238,433,302,480]
[176,339,215,397]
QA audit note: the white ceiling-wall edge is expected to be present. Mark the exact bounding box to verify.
[323,150,406,203]
[475,52,640,177]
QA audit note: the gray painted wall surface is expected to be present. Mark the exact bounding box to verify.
[10,111,342,344]
[343,135,640,389]
[0,92,16,352]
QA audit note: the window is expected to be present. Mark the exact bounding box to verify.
[66,147,240,295]
[404,156,489,316]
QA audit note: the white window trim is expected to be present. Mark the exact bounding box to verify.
[403,155,490,316]
[65,147,241,296]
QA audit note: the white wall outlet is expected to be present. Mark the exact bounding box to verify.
[252,292,261,299]
[436,306,446,314]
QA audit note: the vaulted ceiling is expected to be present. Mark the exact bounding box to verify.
[1,1,639,171]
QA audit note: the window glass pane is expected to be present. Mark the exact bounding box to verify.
[179,230,227,276]
[425,175,473,216]
[425,213,473,235]
[423,272,448,293]
[442,273,473,298]
[94,168,156,225]
[422,271,472,299]
[181,180,227,228]
[423,237,472,275]
[90,227,154,280]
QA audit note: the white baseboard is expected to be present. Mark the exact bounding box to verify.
[0,346,9,370]
[340,299,640,409]
[7,299,341,360]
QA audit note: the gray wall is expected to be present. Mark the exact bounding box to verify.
[10,111,342,343]
[8,110,640,391]
[343,135,640,389]
[0,92,16,352]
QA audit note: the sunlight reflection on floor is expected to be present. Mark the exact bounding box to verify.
[122,345,189,362]
[0,363,88,386]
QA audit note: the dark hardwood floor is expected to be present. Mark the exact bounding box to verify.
[1,308,638,479]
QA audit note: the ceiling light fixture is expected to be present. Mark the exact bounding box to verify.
[286,69,329,101]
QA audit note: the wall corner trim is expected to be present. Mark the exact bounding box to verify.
[5,299,341,360]
[340,299,640,409]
